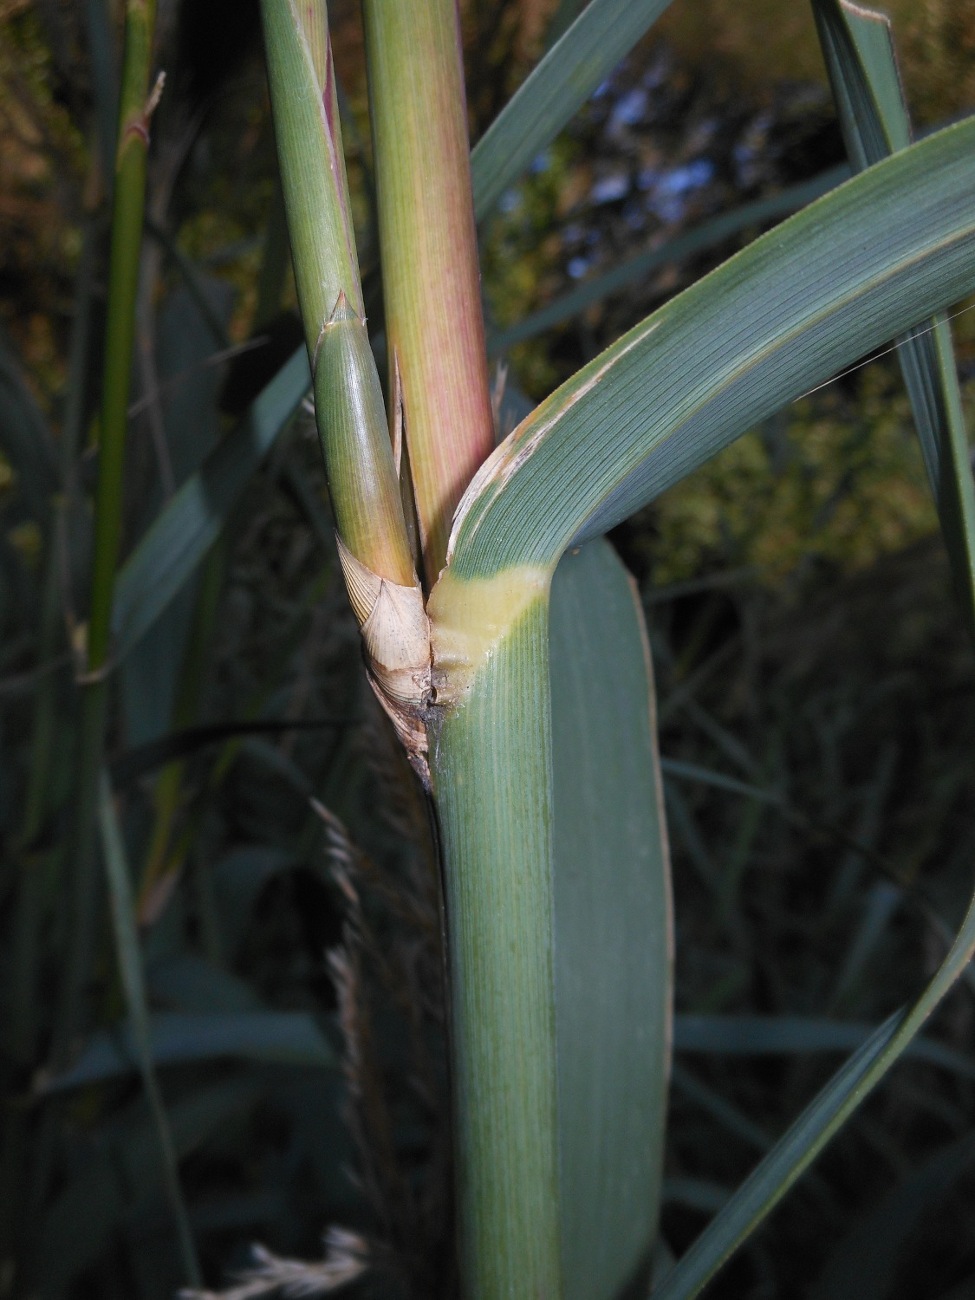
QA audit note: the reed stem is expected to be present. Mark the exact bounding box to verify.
[54,0,158,1062]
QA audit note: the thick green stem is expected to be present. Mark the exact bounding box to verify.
[54,0,157,1064]
[89,0,157,668]
[259,0,362,343]
[430,583,564,1300]
[259,0,412,583]
[363,0,495,582]
[261,0,429,769]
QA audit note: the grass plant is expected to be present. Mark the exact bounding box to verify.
[1,1,975,1297]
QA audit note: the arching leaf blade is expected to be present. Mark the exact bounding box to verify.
[448,117,975,581]
[896,322,975,646]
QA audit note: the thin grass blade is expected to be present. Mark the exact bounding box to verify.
[471,0,675,222]
[44,1008,335,1091]
[813,0,975,644]
[652,884,975,1297]
[812,0,911,164]
[121,282,234,747]
[86,0,157,673]
[53,0,159,1074]
[673,1014,975,1078]
[96,771,200,1287]
[112,344,309,659]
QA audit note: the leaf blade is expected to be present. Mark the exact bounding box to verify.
[43,1008,336,1091]
[97,772,200,1286]
[449,117,975,579]
[813,0,975,644]
[471,0,675,222]
[112,344,310,659]
[652,885,975,1298]
[550,539,672,1299]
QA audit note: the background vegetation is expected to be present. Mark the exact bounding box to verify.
[1,0,974,1296]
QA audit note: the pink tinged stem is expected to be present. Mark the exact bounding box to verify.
[364,0,496,584]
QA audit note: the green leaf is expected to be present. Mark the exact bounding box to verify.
[431,591,564,1297]
[112,344,310,659]
[543,0,590,51]
[97,772,200,1286]
[673,1014,975,1079]
[471,0,675,222]
[43,1008,335,1090]
[812,0,911,166]
[660,757,786,807]
[120,280,234,747]
[828,883,901,1011]
[813,0,975,645]
[549,539,672,1300]
[652,880,975,1298]
[449,117,975,580]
